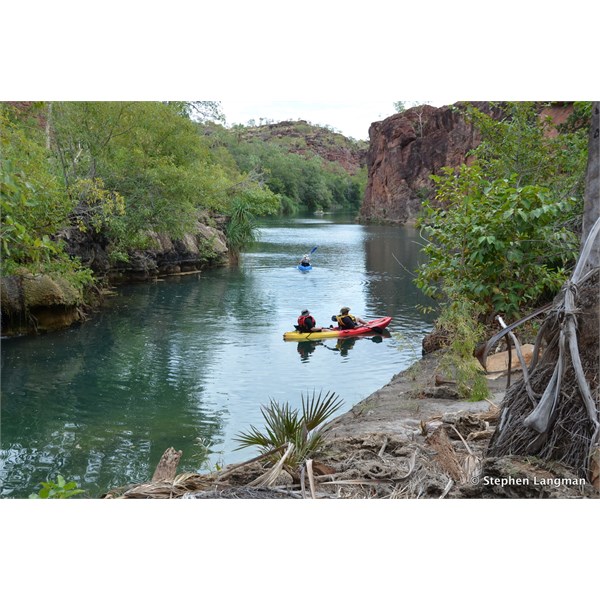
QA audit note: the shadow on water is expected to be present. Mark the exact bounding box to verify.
[295,332,391,362]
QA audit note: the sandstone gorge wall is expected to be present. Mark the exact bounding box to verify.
[359,103,488,224]
[360,102,574,225]
[58,213,229,283]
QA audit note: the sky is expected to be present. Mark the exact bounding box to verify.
[218,99,456,140]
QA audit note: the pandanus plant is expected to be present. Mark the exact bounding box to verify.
[233,390,343,475]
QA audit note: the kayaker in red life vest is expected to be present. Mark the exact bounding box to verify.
[297,309,323,333]
[335,307,368,329]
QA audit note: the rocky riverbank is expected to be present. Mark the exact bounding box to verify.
[104,351,599,500]
[0,213,229,337]
[317,352,597,499]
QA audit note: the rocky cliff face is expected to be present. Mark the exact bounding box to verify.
[57,211,229,284]
[360,102,576,225]
[359,103,489,224]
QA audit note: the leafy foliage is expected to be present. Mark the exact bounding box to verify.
[465,101,588,199]
[209,122,367,215]
[416,166,581,319]
[28,475,86,499]
[233,390,343,470]
[1,101,282,285]
[435,297,490,401]
[0,107,93,289]
[416,102,588,321]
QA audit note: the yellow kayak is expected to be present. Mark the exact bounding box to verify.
[283,317,392,341]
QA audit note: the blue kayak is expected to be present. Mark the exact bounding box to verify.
[297,264,312,271]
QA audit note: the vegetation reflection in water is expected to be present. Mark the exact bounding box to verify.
[0,216,436,498]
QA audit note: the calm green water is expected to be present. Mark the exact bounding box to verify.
[0,215,436,498]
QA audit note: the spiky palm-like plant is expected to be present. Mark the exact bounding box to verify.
[226,199,256,264]
[233,390,343,471]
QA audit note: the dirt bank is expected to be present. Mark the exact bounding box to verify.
[315,351,598,499]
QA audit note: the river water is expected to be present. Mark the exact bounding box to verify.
[0,214,436,498]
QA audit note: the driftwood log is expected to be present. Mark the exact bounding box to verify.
[152,447,183,482]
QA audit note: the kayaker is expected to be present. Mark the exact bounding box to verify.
[300,254,311,267]
[335,307,368,329]
[296,309,323,332]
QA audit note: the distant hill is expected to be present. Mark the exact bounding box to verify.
[233,120,368,175]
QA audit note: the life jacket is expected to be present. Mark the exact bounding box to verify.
[336,313,357,329]
[297,314,316,332]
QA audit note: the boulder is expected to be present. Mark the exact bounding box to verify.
[1,272,84,336]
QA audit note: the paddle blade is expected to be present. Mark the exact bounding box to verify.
[310,246,318,254]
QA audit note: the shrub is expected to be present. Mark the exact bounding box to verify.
[28,475,86,499]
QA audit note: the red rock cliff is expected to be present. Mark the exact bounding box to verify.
[360,103,490,224]
[360,102,575,225]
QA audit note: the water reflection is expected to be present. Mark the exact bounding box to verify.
[293,331,391,362]
[0,278,229,498]
[1,215,436,498]
[296,341,320,361]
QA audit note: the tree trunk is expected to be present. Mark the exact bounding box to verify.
[582,101,599,267]
[486,105,600,487]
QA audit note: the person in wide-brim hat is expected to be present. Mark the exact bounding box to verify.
[335,306,367,329]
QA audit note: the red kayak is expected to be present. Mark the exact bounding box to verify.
[283,317,392,341]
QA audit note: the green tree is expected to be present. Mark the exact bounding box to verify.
[466,102,588,199]
[51,102,220,244]
[2,101,283,286]
[211,121,365,215]
[49,101,278,258]
[416,165,581,320]
[415,102,589,322]
[0,104,92,288]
